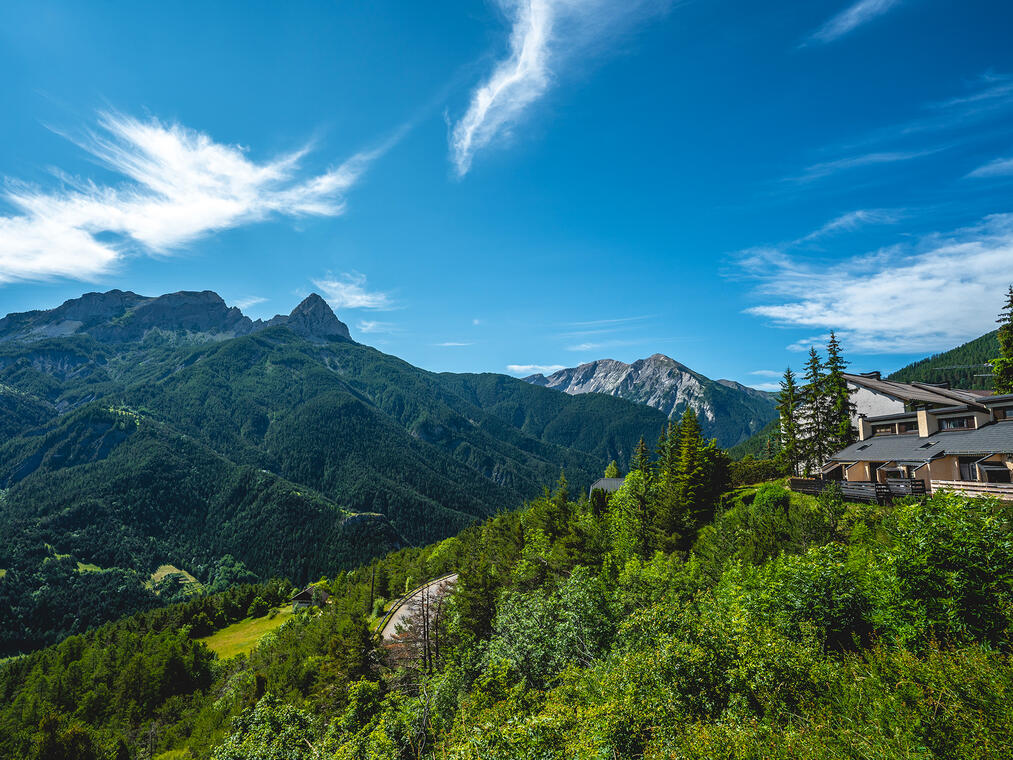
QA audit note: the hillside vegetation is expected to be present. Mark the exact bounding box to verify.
[887,330,1000,389]
[198,607,296,660]
[0,295,666,655]
[3,424,1012,758]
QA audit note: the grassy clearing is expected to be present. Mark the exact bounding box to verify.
[147,564,201,589]
[198,608,296,660]
[0,569,6,579]
[76,561,102,573]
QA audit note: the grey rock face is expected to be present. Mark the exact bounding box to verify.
[262,294,351,342]
[525,353,778,448]
[0,289,352,345]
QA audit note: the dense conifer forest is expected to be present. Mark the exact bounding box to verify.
[3,420,1012,758]
[0,320,665,655]
[887,330,1000,389]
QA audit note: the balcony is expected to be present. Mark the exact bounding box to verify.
[930,480,1013,501]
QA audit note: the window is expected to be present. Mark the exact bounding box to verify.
[899,421,919,434]
[939,416,973,430]
[996,408,1009,421]
[958,457,979,481]
[872,424,895,436]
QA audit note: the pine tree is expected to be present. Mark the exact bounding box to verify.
[630,436,651,477]
[776,366,803,476]
[802,348,828,476]
[655,422,680,487]
[671,410,705,534]
[992,285,1013,394]
[604,460,620,478]
[824,331,856,450]
[653,422,681,537]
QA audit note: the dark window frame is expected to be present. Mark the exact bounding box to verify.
[939,416,973,431]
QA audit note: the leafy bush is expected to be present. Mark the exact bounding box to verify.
[246,596,269,618]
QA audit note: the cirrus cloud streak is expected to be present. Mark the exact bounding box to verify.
[743,213,1013,354]
[0,112,380,285]
[450,0,668,176]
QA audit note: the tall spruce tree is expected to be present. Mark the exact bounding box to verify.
[653,422,681,537]
[802,347,829,476]
[776,366,803,476]
[630,436,651,477]
[992,285,1013,394]
[604,460,620,478]
[671,410,706,533]
[824,331,856,451]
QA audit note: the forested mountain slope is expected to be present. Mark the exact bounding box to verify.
[0,289,666,654]
[3,471,1012,759]
[524,353,777,447]
[887,330,999,390]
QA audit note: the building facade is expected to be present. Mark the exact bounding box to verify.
[824,393,1013,491]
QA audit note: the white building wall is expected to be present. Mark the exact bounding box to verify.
[848,382,906,424]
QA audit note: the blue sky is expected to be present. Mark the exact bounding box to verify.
[2,0,1012,390]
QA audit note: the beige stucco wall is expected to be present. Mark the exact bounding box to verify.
[844,462,867,482]
[928,457,959,481]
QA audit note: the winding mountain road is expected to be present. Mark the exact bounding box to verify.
[378,572,458,643]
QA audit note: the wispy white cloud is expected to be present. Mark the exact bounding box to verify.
[232,296,268,310]
[749,382,781,392]
[507,363,567,375]
[356,319,399,334]
[436,341,475,347]
[804,0,903,46]
[0,112,383,285]
[750,369,784,378]
[742,213,1013,353]
[450,0,667,175]
[731,209,903,277]
[968,156,1013,178]
[314,272,394,310]
[790,149,936,183]
[565,314,651,328]
[929,72,1013,110]
[799,208,905,240]
[472,318,482,326]
[565,337,648,352]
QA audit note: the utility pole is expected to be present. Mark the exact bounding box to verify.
[367,564,375,616]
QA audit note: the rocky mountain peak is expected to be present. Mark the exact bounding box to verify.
[0,289,359,345]
[522,353,778,448]
[281,294,351,342]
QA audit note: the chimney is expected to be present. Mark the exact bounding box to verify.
[858,415,872,441]
[917,408,938,438]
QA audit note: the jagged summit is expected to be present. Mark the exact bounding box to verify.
[0,289,353,345]
[524,353,778,448]
[264,293,351,342]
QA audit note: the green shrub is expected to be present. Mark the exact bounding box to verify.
[246,596,269,618]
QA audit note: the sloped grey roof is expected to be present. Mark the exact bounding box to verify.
[831,422,1013,461]
[831,435,946,464]
[589,477,625,493]
[938,422,1013,455]
[844,373,970,406]
[909,382,992,404]
[867,411,918,423]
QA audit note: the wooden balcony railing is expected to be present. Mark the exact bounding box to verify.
[789,478,894,504]
[930,480,1013,500]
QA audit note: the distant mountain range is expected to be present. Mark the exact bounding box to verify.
[524,353,778,448]
[0,288,351,344]
[0,289,666,654]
